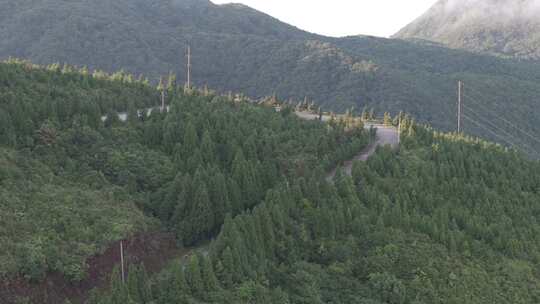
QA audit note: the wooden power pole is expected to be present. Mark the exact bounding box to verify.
[120,241,125,283]
[186,45,192,89]
[398,118,401,146]
[458,81,463,133]
[161,86,166,113]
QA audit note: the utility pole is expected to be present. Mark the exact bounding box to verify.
[120,241,125,284]
[458,81,463,133]
[186,45,192,89]
[161,85,166,113]
[398,118,401,146]
[158,76,166,113]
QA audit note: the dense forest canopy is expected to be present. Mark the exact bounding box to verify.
[0,1,539,303]
[92,117,540,304]
[0,60,370,291]
[1,59,540,304]
[2,0,540,157]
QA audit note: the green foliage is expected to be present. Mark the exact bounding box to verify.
[5,48,540,303]
[0,61,369,284]
[114,118,540,304]
[0,148,150,281]
[2,0,540,157]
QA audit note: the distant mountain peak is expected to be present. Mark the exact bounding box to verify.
[218,2,249,8]
[394,0,540,59]
[170,0,213,6]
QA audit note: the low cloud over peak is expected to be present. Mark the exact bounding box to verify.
[394,0,540,59]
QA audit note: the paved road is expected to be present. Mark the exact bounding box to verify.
[294,111,399,180]
[103,109,399,180]
[325,124,398,181]
[100,106,170,122]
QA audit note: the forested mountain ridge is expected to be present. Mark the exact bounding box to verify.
[3,0,540,157]
[0,60,372,303]
[394,0,540,60]
[91,117,540,304]
[2,60,540,304]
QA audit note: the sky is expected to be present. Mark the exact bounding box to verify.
[211,0,439,38]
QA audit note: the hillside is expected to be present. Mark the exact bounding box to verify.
[394,0,540,60]
[2,61,540,304]
[0,61,161,282]
[92,117,540,304]
[0,0,310,79]
[0,60,371,303]
[2,0,540,157]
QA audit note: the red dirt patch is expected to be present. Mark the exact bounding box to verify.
[0,232,187,304]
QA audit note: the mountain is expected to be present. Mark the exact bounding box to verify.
[0,0,310,79]
[394,0,540,60]
[0,60,371,303]
[4,3,540,303]
[2,0,540,157]
[3,60,540,304]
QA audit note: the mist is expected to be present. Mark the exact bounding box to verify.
[439,0,540,21]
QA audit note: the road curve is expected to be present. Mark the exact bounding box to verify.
[103,109,399,181]
[294,111,399,180]
[325,124,398,181]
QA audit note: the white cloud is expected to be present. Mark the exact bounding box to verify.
[438,0,540,27]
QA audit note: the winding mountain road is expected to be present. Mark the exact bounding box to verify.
[38,108,398,304]
[102,108,399,181]
[294,111,399,180]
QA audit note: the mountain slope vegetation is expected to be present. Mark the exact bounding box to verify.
[3,0,540,156]
[2,61,540,304]
[0,60,371,303]
[92,117,540,304]
[394,0,540,60]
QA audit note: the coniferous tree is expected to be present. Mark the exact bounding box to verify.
[201,255,219,292]
[186,255,204,297]
[186,149,203,173]
[110,266,128,304]
[369,108,375,120]
[383,112,393,126]
[127,101,139,126]
[201,130,216,164]
[192,173,214,242]
[167,72,177,98]
[220,247,235,288]
[104,108,121,128]
[361,107,369,121]
[167,263,189,303]
[208,172,230,231]
[126,265,141,303]
[182,121,199,160]
[136,264,152,303]
[259,206,276,259]
[157,76,165,92]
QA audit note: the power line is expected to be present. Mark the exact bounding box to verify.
[464,94,540,147]
[463,104,538,154]
[463,104,516,141]
[462,107,517,148]
[462,114,525,152]
[463,104,538,155]
[463,114,540,156]
[462,86,540,147]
